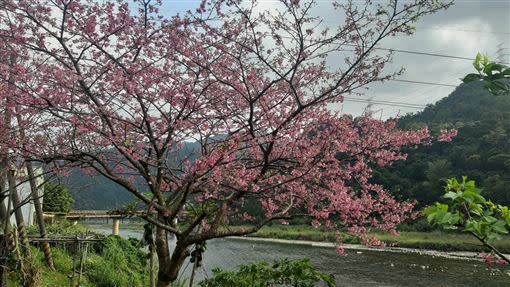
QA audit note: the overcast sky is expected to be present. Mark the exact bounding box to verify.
[157,0,510,118]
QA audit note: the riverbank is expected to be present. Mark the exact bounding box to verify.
[85,222,510,253]
[229,236,502,261]
[243,224,510,253]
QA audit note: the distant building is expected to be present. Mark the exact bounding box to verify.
[2,166,44,227]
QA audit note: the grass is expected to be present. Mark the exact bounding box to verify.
[8,246,95,287]
[7,234,150,287]
[243,224,510,253]
[86,236,150,287]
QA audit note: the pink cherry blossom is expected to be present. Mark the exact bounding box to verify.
[0,0,453,285]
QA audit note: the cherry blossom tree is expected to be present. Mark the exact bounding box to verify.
[0,0,453,286]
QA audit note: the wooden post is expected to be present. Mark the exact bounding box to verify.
[77,242,88,287]
[112,218,120,235]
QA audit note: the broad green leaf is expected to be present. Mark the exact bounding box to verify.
[465,220,481,235]
[492,221,508,234]
[483,215,498,224]
[462,73,482,83]
[443,191,459,201]
[469,203,483,216]
[483,63,507,76]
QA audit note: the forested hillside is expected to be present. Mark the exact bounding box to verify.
[375,81,510,207]
[64,170,135,210]
[66,141,201,210]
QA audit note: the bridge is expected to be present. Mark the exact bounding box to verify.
[43,210,129,235]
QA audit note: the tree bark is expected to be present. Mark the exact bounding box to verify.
[0,234,6,287]
[26,162,54,269]
[0,171,9,233]
[150,241,156,287]
[7,170,30,252]
[155,226,190,287]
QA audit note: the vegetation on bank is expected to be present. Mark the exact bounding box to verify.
[245,224,510,253]
[10,219,510,286]
[8,228,150,287]
[200,258,335,287]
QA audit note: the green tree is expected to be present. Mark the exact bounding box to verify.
[425,177,510,264]
[43,182,75,213]
[462,52,510,95]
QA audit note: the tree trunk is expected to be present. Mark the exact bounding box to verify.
[8,170,30,251]
[0,172,10,233]
[0,234,7,287]
[25,162,54,269]
[0,197,8,231]
[155,226,190,287]
[13,109,54,268]
[150,241,156,287]
[0,155,11,235]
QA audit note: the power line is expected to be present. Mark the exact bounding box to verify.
[154,16,510,65]
[374,47,476,62]
[343,44,510,65]
[390,79,458,87]
[416,26,510,35]
[343,96,427,109]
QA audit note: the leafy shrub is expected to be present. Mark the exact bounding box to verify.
[86,235,149,287]
[199,258,335,287]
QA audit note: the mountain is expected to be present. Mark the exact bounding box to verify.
[63,141,202,210]
[374,81,510,207]
[63,170,136,210]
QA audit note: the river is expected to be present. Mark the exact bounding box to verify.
[84,223,510,286]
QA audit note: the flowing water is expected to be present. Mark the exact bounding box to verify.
[85,223,510,286]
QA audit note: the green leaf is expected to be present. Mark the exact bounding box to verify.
[465,220,481,235]
[474,53,482,71]
[443,191,459,201]
[462,189,485,203]
[462,73,482,83]
[483,63,507,76]
[501,68,510,76]
[483,215,498,224]
[492,221,508,234]
[482,54,490,66]
[469,203,483,216]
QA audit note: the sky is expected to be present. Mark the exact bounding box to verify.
[156,0,510,119]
